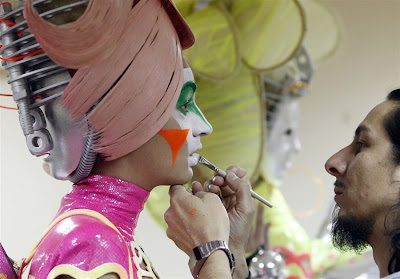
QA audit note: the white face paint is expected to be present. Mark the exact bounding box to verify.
[264,96,301,185]
[172,67,213,173]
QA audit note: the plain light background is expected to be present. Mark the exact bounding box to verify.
[1,0,400,278]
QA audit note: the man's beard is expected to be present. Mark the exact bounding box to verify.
[331,204,373,254]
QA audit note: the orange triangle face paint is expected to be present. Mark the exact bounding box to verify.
[157,129,190,166]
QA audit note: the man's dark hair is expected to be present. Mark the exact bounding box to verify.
[386,89,400,164]
[384,89,400,274]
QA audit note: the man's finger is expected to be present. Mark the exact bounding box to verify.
[219,167,250,198]
[226,166,249,182]
[192,181,203,194]
[211,175,225,186]
[255,204,265,241]
[220,184,235,197]
[203,180,211,191]
[256,203,264,225]
[208,184,224,195]
[224,169,253,214]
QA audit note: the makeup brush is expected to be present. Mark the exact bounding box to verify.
[193,153,273,208]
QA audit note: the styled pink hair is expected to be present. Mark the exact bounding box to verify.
[25,0,194,160]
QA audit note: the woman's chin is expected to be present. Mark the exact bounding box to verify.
[180,169,193,185]
[165,169,193,186]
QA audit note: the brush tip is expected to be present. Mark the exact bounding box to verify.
[192,153,201,163]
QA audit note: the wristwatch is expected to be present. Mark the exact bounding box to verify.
[188,240,235,279]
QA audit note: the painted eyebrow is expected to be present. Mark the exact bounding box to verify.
[355,124,371,137]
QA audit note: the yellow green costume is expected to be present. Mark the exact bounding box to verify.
[146,1,368,278]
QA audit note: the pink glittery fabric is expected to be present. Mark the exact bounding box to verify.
[0,243,16,279]
[29,174,150,278]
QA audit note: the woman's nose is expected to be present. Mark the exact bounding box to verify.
[192,108,213,137]
[197,118,212,137]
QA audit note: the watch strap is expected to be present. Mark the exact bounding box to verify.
[189,240,235,279]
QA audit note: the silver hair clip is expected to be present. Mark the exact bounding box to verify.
[0,1,96,182]
[0,0,88,155]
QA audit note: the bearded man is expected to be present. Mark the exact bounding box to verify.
[326,89,400,278]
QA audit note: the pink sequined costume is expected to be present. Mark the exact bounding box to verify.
[26,174,158,279]
[0,0,195,278]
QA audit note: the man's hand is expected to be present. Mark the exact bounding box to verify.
[164,184,229,256]
[196,166,256,279]
[246,204,270,253]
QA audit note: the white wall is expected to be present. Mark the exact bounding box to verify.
[281,0,400,239]
[1,1,400,278]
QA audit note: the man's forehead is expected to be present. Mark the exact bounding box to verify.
[356,101,394,138]
[355,124,371,136]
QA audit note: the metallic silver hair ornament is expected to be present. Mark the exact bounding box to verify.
[263,45,314,133]
[0,0,96,182]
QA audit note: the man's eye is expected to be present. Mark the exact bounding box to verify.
[356,141,365,149]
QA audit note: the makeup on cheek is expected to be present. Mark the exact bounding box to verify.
[157,129,189,166]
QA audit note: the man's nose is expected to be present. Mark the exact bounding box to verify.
[325,147,348,177]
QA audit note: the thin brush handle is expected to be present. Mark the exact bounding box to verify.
[250,191,273,208]
[214,170,273,208]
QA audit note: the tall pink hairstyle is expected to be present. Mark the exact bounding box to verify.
[24,0,195,160]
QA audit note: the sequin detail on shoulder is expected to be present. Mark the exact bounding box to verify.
[47,263,129,279]
[131,241,159,279]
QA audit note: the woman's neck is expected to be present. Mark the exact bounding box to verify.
[92,156,159,192]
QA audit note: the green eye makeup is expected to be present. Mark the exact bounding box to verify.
[176,81,211,128]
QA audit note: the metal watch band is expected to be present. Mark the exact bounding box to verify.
[188,240,235,279]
